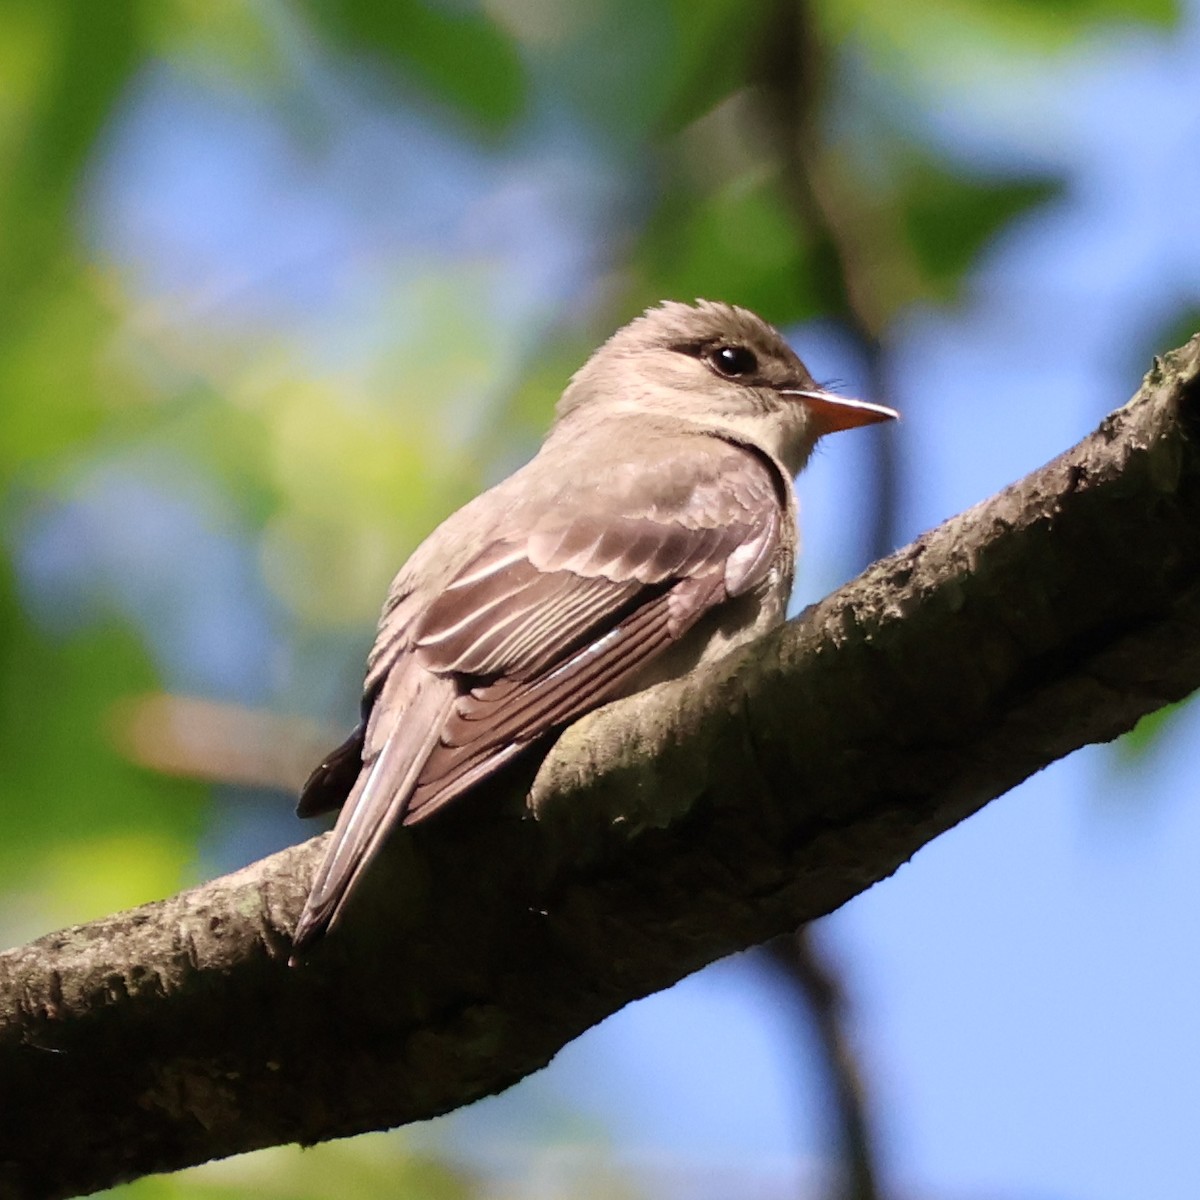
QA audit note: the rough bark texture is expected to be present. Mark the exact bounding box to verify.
[3,338,1200,1200]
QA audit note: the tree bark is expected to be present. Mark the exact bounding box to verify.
[3,337,1200,1200]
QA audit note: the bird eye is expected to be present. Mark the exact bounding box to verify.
[710,345,758,378]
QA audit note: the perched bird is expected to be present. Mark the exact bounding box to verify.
[292,300,898,952]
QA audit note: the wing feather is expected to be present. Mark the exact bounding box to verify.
[292,673,456,950]
[403,576,720,821]
[293,435,788,950]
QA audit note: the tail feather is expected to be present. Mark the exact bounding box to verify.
[291,676,454,957]
[295,722,365,818]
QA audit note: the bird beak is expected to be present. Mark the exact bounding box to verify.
[780,388,900,434]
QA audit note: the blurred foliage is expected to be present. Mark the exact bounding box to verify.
[897,155,1061,299]
[300,0,526,132]
[0,0,141,304]
[0,555,205,915]
[639,169,820,321]
[0,0,1186,1195]
[815,0,1175,63]
[1141,303,1200,372]
[103,1135,480,1200]
[1118,696,1189,758]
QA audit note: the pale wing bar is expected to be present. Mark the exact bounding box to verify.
[294,440,785,948]
[403,574,724,822]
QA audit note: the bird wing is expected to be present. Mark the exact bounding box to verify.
[293,436,786,948]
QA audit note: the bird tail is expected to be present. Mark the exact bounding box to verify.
[290,677,454,958]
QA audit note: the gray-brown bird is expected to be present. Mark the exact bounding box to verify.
[292,300,897,952]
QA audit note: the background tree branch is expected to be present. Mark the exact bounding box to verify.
[3,335,1200,1200]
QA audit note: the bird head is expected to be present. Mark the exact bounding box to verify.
[557,300,898,474]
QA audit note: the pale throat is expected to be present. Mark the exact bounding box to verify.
[701,398,816,476]
[555,385,816,475]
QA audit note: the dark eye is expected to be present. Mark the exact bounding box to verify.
[710,344,758,378]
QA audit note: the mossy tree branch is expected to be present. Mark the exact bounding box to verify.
[3,337,1200,1200]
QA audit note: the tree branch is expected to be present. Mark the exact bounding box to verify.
[3,338,1200,1200]
[765,929,883,1200]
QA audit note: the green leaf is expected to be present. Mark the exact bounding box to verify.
[299,0,526,132]
[516,0,677,145]
[635,171,821,326]
[1117,694,1194,759]
[1123,305,1200,391]
[657,0,761,135]
[0,0,145,308]
[816,0,1177,67]
[0,560,208,923]
[899,158,1061,299]
[100,1134,479,1198]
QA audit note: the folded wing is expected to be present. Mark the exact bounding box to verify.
[292,437,785,950]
